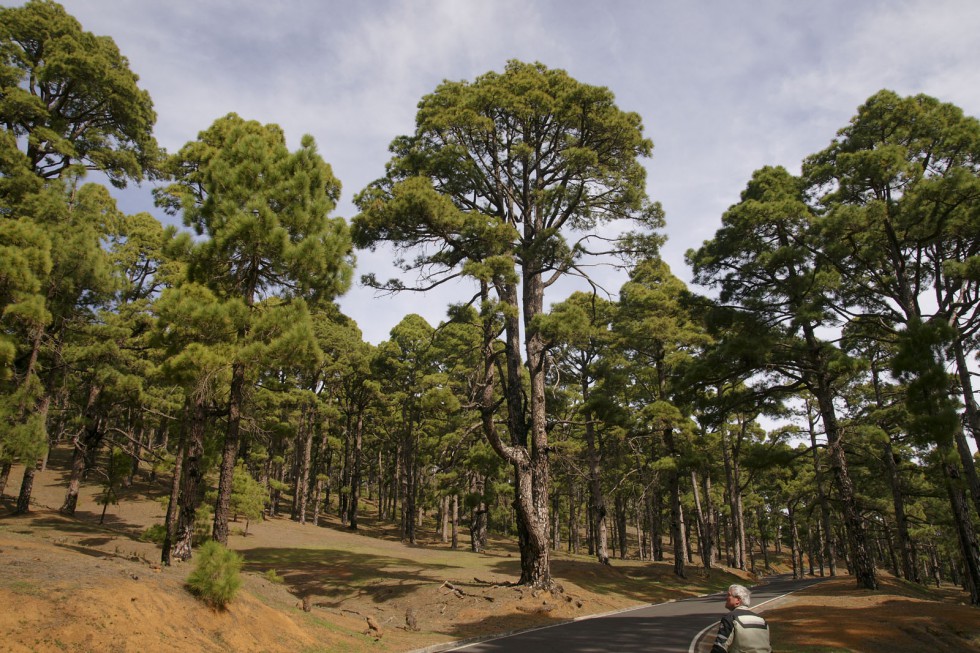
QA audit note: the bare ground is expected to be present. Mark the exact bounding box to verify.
[1,449,977,652]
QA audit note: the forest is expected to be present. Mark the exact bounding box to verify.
[3,0,980,606]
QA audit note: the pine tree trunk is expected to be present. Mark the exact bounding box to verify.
[651,486,664,561]
[15,393,50,515]
[0,462,11,498]
[583,401,609,564]
[376,448,384,520]
[614,492,628,560]
[804,325,877,589]
[683,506,694,563]
[567,477,580,555]
[473,279,552,587]
[126,424,145,487]
[161,436,184,566]
[757,506,770,572]
[348,411,363,530]
[940,448,980,604]
[664,427,685,578]
[514,462,552,588]
[16,466,36,514]
[953,424,980,520]
[805,401,837,576]
[867,364,917,581]
[787,501,800,579]
[295,405,313,525]
[213,360,246,545]
[954,338,980,455]
[172,397,207,561]
[819,400,877,588]
[691,470,712,568]
[720,424,746,570]
[61,385,104,515]
[884,438,917,581]
[470,474,488,553]
[451,494,459,550]
[513,276,555,589]
[551,491,561,551]
[400,427,416,543]
[440,495,449,543]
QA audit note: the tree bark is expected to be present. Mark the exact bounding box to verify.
[939,446,980,605]
[451,494,459,550]
[349,411,363,530]
[690,469,712,568]
[650,483,664,561]
[584,409,609,565]
[161,435,184,566]
[15,393,50,515]
[567,476,580,554]
[805,404,837,576]
[13,328,50,515]
[809,367,877,589]
[478,277,553,589]
[664,427,685,578]
[400,427,417,543]
[294,405,314,524]
[16,466,37,514]
[518,269,554,588]
[61,384,104,515]
[213,360,246,545]
[0,462,11,497]
[954,338,980,455]
[719,423,746,570]
[787,501,801,579]
[171,396,207,561]
[470,474,488,553]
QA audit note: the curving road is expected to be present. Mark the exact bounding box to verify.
[445,575,826,653]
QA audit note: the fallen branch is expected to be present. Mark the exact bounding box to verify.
[441,580,465,599]
[443,580,496,602]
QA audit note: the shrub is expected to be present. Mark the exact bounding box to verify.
[186,540,243,608]
[263,568,284,584]
[140,523,167,544]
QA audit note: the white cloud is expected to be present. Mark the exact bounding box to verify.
[9,0,980,343]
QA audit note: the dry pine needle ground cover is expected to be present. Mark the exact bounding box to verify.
[1,449,978,653]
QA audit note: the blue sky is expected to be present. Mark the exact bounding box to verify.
[23,0,980,343]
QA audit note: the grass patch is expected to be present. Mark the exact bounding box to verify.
[6,579,45,596]
[263,568,284,584]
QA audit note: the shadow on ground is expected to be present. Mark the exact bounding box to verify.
[240,545,459,607]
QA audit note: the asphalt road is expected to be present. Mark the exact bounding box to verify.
[447,574,827,653]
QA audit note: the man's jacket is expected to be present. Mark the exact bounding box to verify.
[710,606,771,653]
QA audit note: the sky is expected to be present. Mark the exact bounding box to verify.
[17,0,980,344]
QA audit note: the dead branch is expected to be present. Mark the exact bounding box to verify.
[443,580,495,602]
[441,580,465,599]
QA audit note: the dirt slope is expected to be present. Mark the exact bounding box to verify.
[2,451,978,653]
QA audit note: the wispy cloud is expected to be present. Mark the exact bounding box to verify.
[15,0,980,343]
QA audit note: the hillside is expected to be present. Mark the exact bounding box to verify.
[2,450,979,652]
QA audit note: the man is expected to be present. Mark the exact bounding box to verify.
[710,584,772,653]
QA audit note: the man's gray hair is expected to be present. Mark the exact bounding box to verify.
[729,584,752,607]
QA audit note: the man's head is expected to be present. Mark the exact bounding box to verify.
[725,584,751,610]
